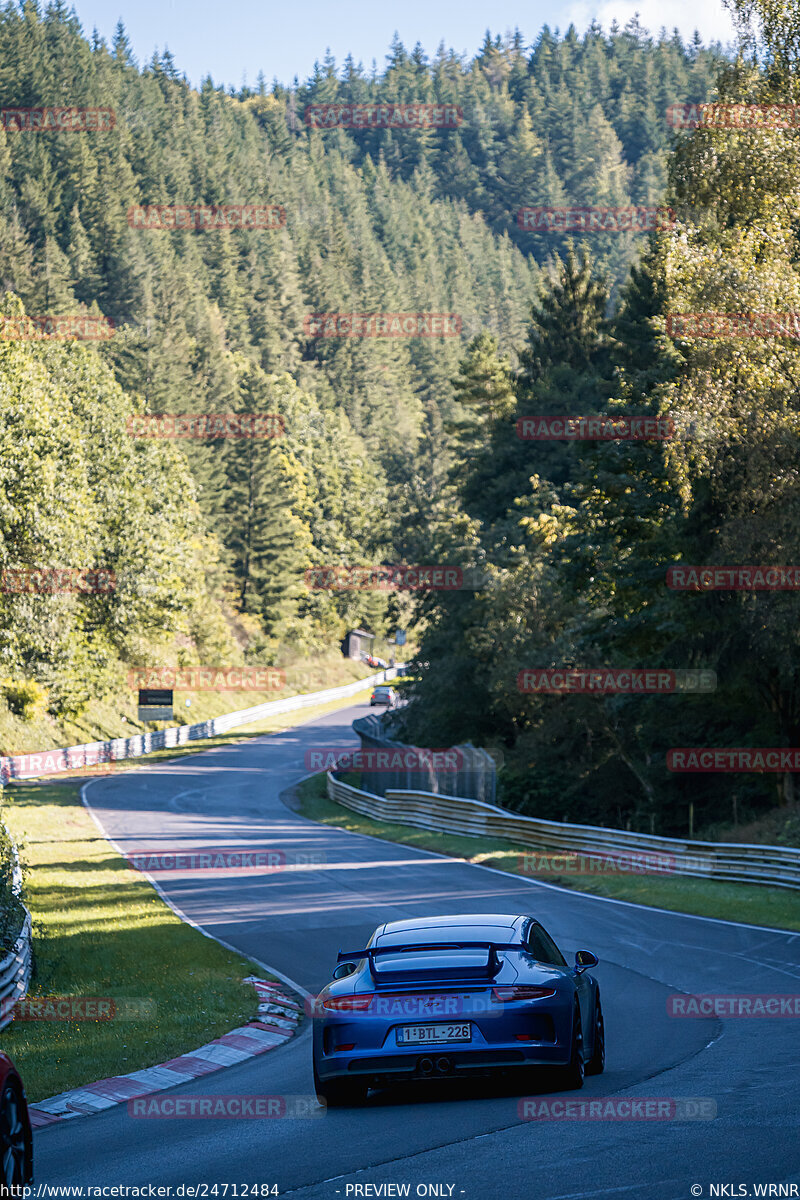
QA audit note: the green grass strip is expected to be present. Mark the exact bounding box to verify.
[1,782,268,1103]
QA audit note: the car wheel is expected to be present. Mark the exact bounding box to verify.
[313,1061,368,1108]
[0,1084,28,1188]
[585,996,605,1076]
[559,1003,585,1090]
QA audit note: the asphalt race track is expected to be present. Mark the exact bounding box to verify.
[35,702,800,1200]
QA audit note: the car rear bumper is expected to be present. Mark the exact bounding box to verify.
[315,1041,571,1082]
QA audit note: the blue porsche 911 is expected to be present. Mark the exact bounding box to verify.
[312,913,604,1106]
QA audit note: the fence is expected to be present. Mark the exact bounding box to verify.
[351,714,497,804]
[0,667,401,783]
[326,774,800,890]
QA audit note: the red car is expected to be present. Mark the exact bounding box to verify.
[0,1053,33,1189]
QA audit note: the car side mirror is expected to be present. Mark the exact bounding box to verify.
[574,949,598,974]
[333,961,356,980]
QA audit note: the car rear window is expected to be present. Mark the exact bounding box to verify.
[377,924,517,948]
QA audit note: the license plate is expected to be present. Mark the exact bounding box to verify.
[396,1023,472,1045]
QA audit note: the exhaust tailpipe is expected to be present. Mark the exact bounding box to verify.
[418,1057,434,1075]
[435,1056,453,1075]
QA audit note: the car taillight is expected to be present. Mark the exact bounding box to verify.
[322,994,375,1012]
[491,986,557,1002]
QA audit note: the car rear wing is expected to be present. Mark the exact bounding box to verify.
[337,941,520,980]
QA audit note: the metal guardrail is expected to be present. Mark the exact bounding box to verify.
[327,774,800,890]
[0,667,401,783]
[0,912,32,1031]
[0,831,32,1031]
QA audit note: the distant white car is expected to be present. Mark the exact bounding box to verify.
[370,686,396,708]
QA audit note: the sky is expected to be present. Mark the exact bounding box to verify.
[69,0,738,90]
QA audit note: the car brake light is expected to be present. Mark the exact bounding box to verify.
[335,1043,355,1051]
[491,986,557,1002]
[322,994,375,1012]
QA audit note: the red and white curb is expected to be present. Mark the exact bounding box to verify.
[28,978,301,1128]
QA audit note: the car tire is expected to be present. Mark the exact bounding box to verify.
[585,996,605,1076]
[0,1083,29,1188]
[559,1003,585,1090]
[313,1062,368,1108]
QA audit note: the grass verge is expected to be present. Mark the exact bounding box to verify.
[1,783,272,1104]
[288,773,800,932]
